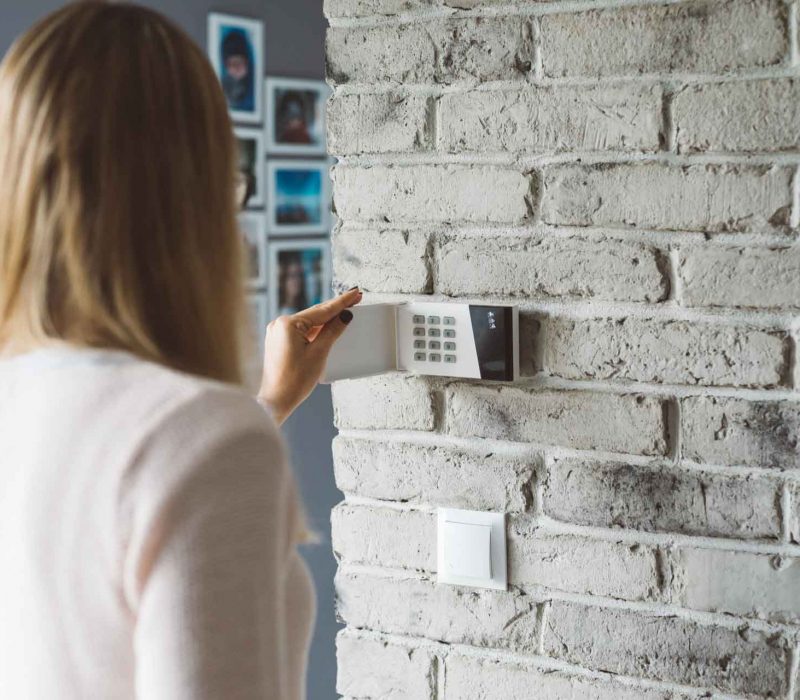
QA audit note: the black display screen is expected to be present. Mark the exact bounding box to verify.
[468,305,514,381]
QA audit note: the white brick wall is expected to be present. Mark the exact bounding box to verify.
[326,0,800,695]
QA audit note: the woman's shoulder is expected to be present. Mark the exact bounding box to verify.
[113,353,278,438]
[114,356,289,500]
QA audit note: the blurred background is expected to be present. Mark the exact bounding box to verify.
[0,3,342,698]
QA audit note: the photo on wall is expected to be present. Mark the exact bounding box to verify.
[207,14,263,124]
[234,127,265,208]
[265,77,329,155]
[268,239,331,320]
[267,160,330,235]
[238,212,267,288]
[244,293,268,391]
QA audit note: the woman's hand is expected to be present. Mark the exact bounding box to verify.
[257,287,362,425]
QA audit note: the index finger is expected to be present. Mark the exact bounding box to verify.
[292,287,362,328]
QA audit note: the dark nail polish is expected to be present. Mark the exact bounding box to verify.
[340,310,354,324]
[347,286,359,292]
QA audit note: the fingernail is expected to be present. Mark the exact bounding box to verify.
[339,310,354,324]
[347,286,360,292]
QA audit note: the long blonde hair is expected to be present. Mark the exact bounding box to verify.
[0,1,245,384]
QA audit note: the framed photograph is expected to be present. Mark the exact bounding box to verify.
[238,212,267,288]
[267,160,330,235]
[268,239,331,320]
[265,77,330,155]
[244,293,268,391]
[207,14,263,124]
[234,127,265,208]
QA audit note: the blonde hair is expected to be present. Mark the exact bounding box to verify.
[0,1,245,384]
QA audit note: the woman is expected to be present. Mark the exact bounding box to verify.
[0,3,358,698]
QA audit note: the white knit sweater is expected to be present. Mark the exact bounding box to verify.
[0,347,314,699]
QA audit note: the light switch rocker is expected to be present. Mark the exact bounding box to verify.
[322,301,519,383]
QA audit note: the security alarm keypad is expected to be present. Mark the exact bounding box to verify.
[322,301,519,383]
[411,315,456,363]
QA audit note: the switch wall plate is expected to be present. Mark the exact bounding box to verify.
[437,508,507,591]
[322,301,519,383]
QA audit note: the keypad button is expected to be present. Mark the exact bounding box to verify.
[413,327,425,337]
[444,354,456,363]
[428,328,441,337]
[443,342,456,351]
[429,341,441,350]
[414,352,426,362]
[429,353,441,362]
[414,340,426,349]
[427,316,440,325]
[443,317,456,326]
[443,329,456,338]
[412,315,425,324]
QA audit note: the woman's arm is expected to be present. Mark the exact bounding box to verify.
[257,287,361,425]
[122,395,306,700]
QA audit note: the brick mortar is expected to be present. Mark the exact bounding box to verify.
[327,0,776,25]
[355,289,800,327]
[339,219,797,247]
[331,65,800,96]
[334,151,800,167]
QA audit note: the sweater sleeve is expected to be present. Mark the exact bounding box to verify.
[118,390,309,700]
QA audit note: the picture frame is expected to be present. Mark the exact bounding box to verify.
[246,292,268,354]
[244,293,268,391]
[268,239,331,320]
[267,159,331,235]
[207,13,264,124]
[238,212,267,288]
[234,127,265,209]
[265,77,330,155]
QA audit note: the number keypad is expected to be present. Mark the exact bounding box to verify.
[411,313,457,364]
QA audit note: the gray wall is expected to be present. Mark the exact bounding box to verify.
[0,3,340,699]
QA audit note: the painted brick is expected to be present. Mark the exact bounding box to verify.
[332,505,669,604]
[790,481,800,544]
[540,0,788,78]
[326,18,532,86]
[435,235,668,303]
[337,631,435,699]
[438,84,662,154]
[331,375,435,430]
[679,245,800,310]
[334,227,431,293]
[333,165,532,224]
[542,317,789,388]
[673,547,800,623]
[509,521,666,602]
[541,162,794,233]
[336,570,540,650]
[332,437,535,511]
[332,504,436,570]
[543,600,788,696]
[444,653,690,700]
[325,0,432,18]
[543,457,782,539]
[446,384,668,456]
[674,78,800,153]
[328,92,431,155]
[682,396,800,468]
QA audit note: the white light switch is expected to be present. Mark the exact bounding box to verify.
[438,508,507,591]
[443,520,492,579]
